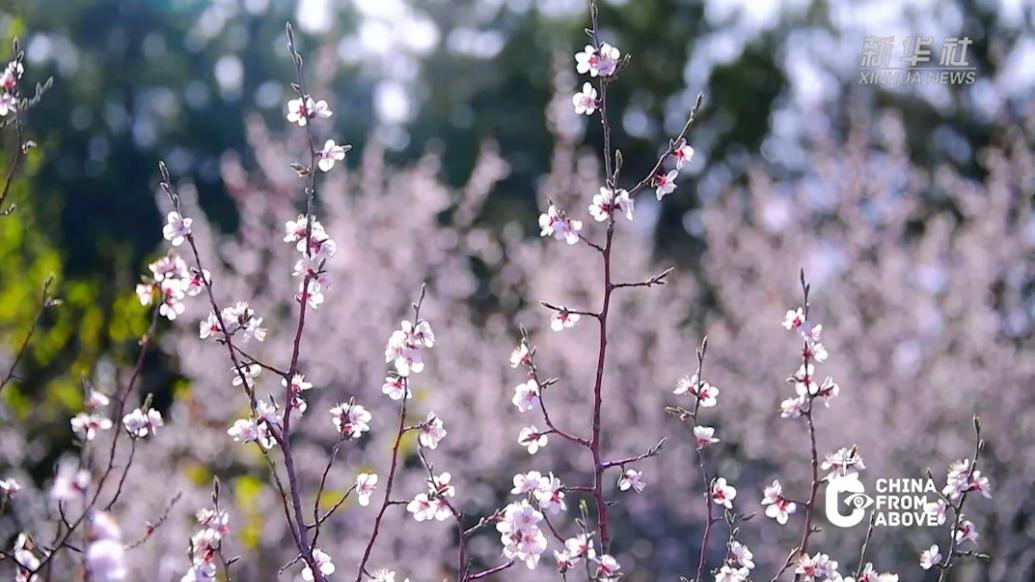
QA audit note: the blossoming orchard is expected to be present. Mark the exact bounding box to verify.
[2,1,1025,581]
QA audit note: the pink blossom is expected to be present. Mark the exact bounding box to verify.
[919,545,941,570]
[227,417,274,449]
[550,308,580,331]
[693,425,719,448]
[511,471,546,495]
[534,473,566,514]
[539,204,583,245]
[518,425,548,454]
[588,186,633,222]
[955,519,979,544]
[0,478,20,497]
[715,564,750,582]
[381,375,410,400]
[418,411,447,449]
[329,402,372,439]
[572,82,598,115]
[162,211,192,247]
[711,477,737,509]
[575,43,620,77]
[672,139,695,170]
[71,412,113,442]
[617,468,645,493]
[653,169,678,200]
[821,446,865,481]
[761,480,797,525]
[594,553,622,581]
[509,342,530,368]
[512,380,541,412]
[300,548,335,582]
[317,139,347,172]
[794,552,839,581]
[674,374,719,407]
[121,407,163,438]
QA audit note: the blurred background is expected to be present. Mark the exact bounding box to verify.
[0,0,1033,580]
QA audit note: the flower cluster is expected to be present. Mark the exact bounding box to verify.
[920,442,993,574]
[779,306,836,418]
[552,534,619,581]
[199,301,266,343]
[714,541,755,582]
[943,458,991,501]
[329,401,372,439]
[794,552,839,582]
[286,96,331,127]
[137,253,205,322]
[50,460,90,503]
[821,446,865,481]
[121,406,163,439]
[511,471,566,514]
[588,186,633,222]
[496,500,548,569]
[406,472,454,522]
[284,214,336,309]
[226,416,274,450]
[301,549,335,582]
[70,382,115,442]
[575,43,621,78]
[11,533,38,582]
[0,58,23,117]
[538,203,582,245]
[384,319,435,377]
[673,372,719,407]
[182,501,231,581]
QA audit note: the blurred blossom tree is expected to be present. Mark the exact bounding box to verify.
[0,0,1032,578]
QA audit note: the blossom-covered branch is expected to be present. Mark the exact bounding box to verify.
[921,415,991,580]
[0,37,51,217]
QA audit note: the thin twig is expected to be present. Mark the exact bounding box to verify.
[0,275,55,392]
